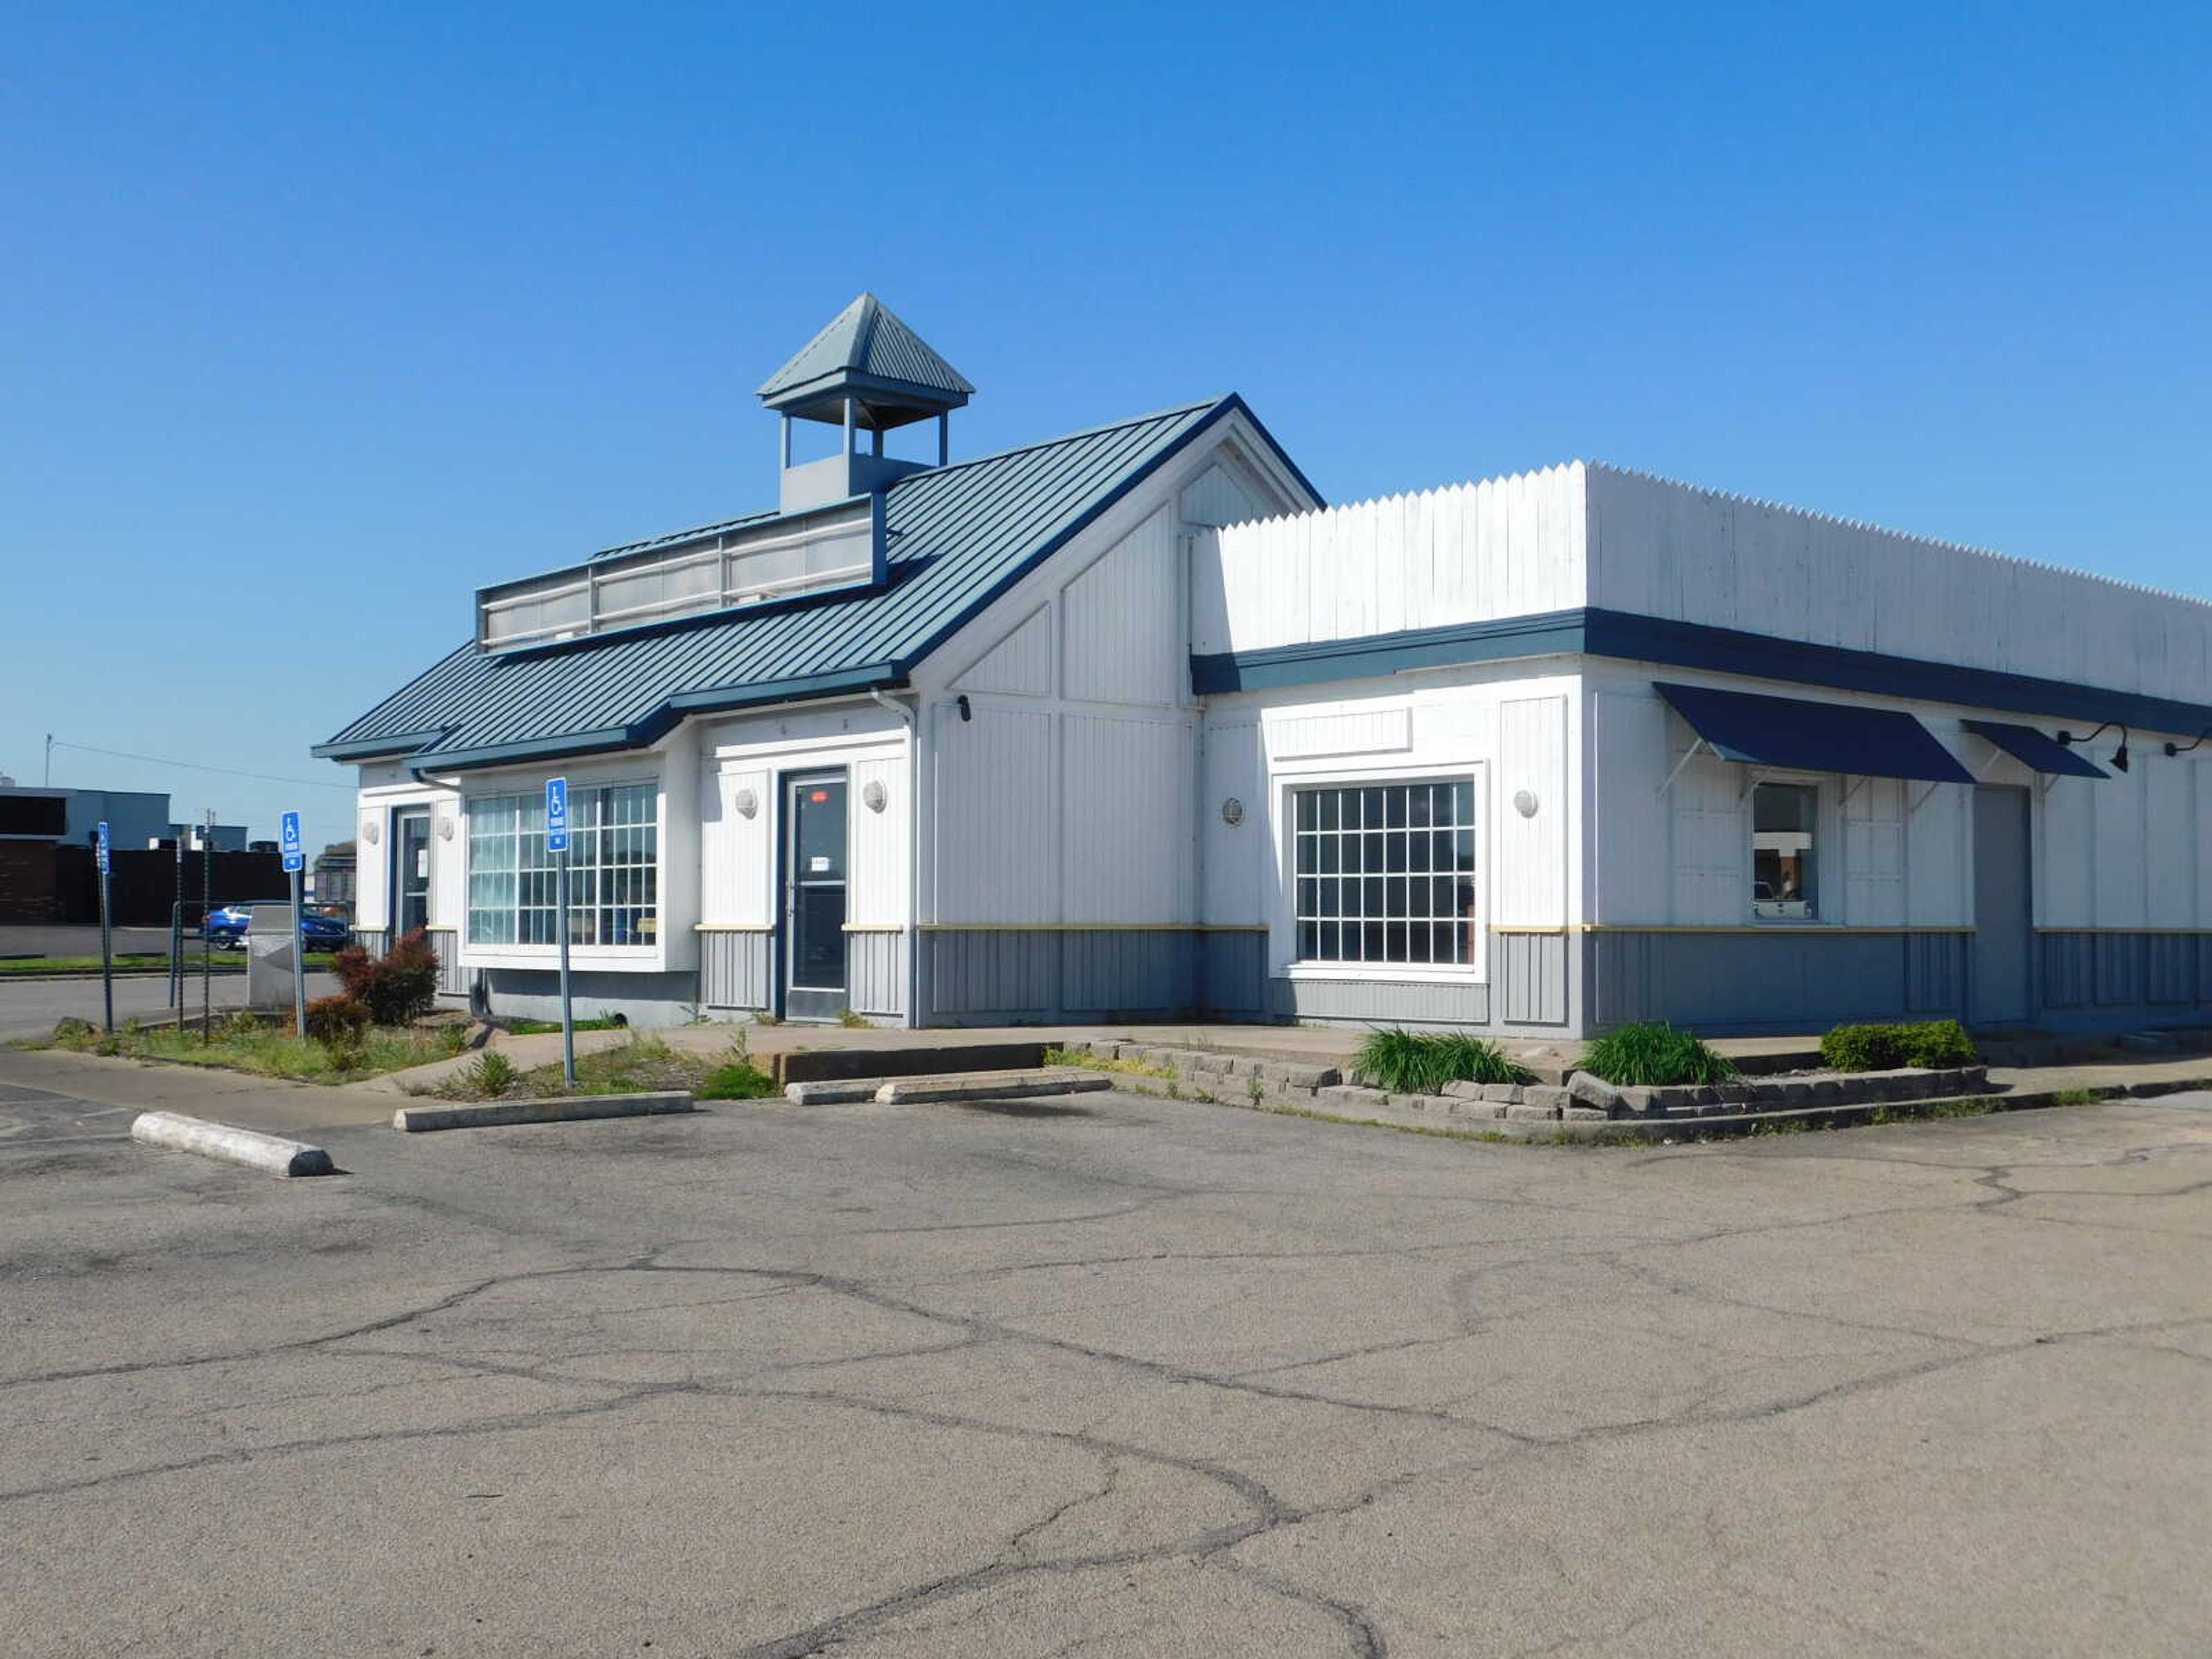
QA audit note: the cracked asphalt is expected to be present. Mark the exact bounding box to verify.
[5,1075,2211,1658]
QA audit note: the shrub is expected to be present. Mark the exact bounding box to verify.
[698,1060,778,1100]
[1820,1020,1979,1072]
[334,929,441,1026]
[304,994,373,1047]
[461,1050,518,1097]
[1579,1022,1737,1086]
[1355,1028,1532,1094]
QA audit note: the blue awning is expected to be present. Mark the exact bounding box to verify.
[1656,682,1975,784]
[1961,719,2109,779]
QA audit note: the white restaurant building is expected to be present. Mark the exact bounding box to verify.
[319,296,2212,1037]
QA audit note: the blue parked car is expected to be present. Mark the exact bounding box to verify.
[202,903,351,952]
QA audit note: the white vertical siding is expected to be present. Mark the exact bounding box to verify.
[1194,464,1589,656]
[1494,696,1567,927]
[1062,505,1184,706]
[952,607,1054,696]
[1905,781,1969,927]
[1179,460,1266,528]
[1585,463,2212,713]
[2092,768,2149,927]
[847,752,908,927]
[430,800,464,930]
[932,703,1055,923]
[355,812,389,929]
[2195,766,2212,929]
[1200,719,1263,926]
[2038,778,2095,927]
[700,767,772,928]
[1843,778,1907,927]
[2143,759,2198,928]
[1062,715,1190,925]
[1670,751,1746,926]
[1589,689,1672,925]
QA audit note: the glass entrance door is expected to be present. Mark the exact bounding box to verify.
[783,774,849,1021]
[395,808,432,937]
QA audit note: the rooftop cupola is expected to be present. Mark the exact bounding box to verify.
[758,293,974,513]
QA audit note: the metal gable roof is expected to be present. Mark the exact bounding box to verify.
[756,293,975,403]
[316,397,1250,771]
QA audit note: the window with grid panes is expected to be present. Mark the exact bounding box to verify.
[466,783,657,946]
[1292,781,1478,966]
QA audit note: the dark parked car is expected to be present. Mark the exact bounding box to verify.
[202,903,352,952]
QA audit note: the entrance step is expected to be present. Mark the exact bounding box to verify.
[774,1041,1048,1087]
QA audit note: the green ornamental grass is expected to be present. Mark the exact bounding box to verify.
[1578,1022,1737,1087]
[1354,1028,1532,1094]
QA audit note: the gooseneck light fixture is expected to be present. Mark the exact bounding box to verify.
[2057,722,2130,772]
[2165,728,2212,758]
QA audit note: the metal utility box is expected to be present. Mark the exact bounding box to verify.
[245,903,300,1013]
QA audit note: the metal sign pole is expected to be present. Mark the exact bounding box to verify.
[558,852,575,1086]
[95,821,113,1033]
[168,835,184,1007]
[281,810,307,1037]
[200,812,214,1043]
[547,777,574,1087]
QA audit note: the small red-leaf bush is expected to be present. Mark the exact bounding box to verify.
[304,993,373,1046]
[332,929,441,1026]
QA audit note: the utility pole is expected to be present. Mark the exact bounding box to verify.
[43,733,53,786]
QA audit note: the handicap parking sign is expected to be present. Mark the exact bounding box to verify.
[280,809,305,873]
[546,777,570,853]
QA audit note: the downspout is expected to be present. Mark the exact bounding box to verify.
[869,687,922,1028]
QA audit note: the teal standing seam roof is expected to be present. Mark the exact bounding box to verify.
[317,396,1291,772]
[757,293,975,403]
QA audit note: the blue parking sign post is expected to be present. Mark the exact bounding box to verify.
[94,821,113,1033]
[281,810,307,1037]
[546,778,575,1086]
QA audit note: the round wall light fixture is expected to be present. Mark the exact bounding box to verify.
[862,780,888,813]
[361,818,381,845]
[1513,789,1540,819]
[437,815,456,841]
[1221,797,1245,826]
[734,787,759,819]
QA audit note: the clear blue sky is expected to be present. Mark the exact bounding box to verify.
[5,3,2207,855]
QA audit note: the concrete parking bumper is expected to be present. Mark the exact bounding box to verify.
[130,1111,335,1177]
[392,1091,695,1132]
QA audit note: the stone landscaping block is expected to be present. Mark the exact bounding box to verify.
[1508,1100,1562,1121]
[1777,1081,1812,1104]
[1440,1080,1487,1100]
[1562,1105,1610,1121]
[1809,1078,1843,1101]
[1718,1083,1756,1105]
[1188,1051,1235,1074]
[1262,1063,1341,1089]
[1567,1072,1626,1115]
[1450,1098,1508,1119]
[1400,1093,1454,1114]
[1319,1085,1386,1113]
[1961,1066,1988,1092]
[1645,1086,1691,1114]
[1483,1083,1524,1104]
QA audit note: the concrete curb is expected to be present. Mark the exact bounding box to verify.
[873,1069,1113,1104]
[130,1111,335,1177]
[392,1090,695,1133]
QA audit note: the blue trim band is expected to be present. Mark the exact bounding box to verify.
[1191,606,2212,737]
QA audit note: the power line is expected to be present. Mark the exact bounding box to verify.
[44,739,355,792]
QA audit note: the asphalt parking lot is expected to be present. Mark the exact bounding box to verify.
[5,1073,2210,1657]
